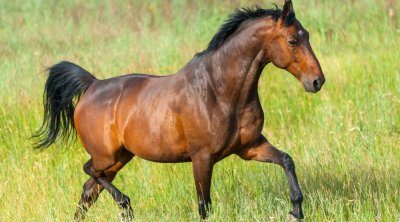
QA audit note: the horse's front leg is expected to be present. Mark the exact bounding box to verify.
[191,153,215,219]
[236,135,304,221]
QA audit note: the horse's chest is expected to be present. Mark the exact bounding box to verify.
[219,103,264,156]
[237,106,264,146]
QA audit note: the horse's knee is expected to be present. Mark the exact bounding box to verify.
[281,154,295,171]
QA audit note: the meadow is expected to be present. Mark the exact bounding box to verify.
[0,0,399,221]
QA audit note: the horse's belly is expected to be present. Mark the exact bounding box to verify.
[124,138,191,163]
[121,110,190,163]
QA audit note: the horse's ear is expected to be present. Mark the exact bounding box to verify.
[281,0,295,25]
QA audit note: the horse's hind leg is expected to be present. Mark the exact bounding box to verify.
[237,135,304,221]
[90,149,134,221]
[95,176,134,221]
[74,149,134,221]
[74,177,100,221]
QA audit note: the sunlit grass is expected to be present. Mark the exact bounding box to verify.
[0,0,399,221]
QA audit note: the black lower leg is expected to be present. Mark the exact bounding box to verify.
[75,160,104,221]
[192,155,214,220]
[95,177,133,220]
[74,178,102,221]
[281,154,304,219]
[198,199,212,219]
[79,150,134,221]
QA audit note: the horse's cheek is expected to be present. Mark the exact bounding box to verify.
[270,43,291,68]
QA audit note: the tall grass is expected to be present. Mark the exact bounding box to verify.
[0,0,399,221]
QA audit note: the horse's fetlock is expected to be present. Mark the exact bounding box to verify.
[290,191,303,203]
[119,196,131,208]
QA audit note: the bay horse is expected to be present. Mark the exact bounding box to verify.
[33,0,325,221]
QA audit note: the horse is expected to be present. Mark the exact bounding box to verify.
[33,0,325,221]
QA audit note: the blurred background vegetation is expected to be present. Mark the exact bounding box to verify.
[0,0,399,221]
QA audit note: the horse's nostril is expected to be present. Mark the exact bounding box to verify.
[313,79,320,90]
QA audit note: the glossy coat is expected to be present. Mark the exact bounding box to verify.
[34,0,325,221]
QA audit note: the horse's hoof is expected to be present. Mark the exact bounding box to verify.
[286,213,302,222]
[119,211,133,222]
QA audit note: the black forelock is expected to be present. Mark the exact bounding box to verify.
[197,5,294,56]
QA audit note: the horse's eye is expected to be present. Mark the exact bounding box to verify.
[288,40,297,47]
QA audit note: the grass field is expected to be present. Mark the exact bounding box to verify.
[0,0,399,221]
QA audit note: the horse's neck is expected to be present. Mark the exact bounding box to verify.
[199,38,267,107]
[181,18,272,107]
[216,48,267,105]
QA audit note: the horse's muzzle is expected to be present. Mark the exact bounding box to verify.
[303,75,325,93]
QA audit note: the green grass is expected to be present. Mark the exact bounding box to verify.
[1,0,399,221]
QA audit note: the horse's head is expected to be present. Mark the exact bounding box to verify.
[266,0,325,93]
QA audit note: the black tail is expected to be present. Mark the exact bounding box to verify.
[32,61,97,150]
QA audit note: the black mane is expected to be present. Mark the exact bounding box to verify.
[197,6,285,56]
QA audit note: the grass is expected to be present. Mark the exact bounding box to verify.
[0,0,399,221]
